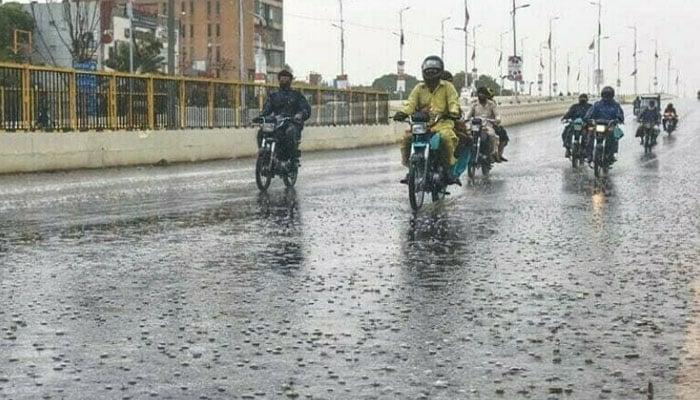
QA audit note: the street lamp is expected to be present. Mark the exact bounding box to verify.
[471,23,482,89]
[440,17,451,61]
[511,1,530,102]
[548,16,559,98]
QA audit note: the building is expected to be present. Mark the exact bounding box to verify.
[24,1,102,69]
[253,0,284,82]
[106,3,179,74]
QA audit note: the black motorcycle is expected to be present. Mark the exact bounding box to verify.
[467,117,495,179]
[639,121,659,154]
[254,116,299,191]
[563,118,586,168]
[588,119,619,178]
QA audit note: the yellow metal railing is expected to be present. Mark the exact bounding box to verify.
[0,62,390,132]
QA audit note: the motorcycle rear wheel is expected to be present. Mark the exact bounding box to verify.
[283,160,299,188]
[408,157,427,211]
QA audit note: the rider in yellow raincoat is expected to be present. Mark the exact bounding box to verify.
[393,56,461,186]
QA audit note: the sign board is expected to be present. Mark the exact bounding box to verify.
[553,82,558,94]
[396,79,406,93]
[335,74,348,90]
[397,60,405,76]
[537,73,543,92]
[507,56,523,82]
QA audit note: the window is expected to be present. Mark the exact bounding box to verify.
[207,24,212,37]
[216,24,220,37]
[190,24,194,38]
[207,1,211,16]
[190,1,194,15]
[215,46,221,63]
[181,25,186,38]
[216,1,220,15]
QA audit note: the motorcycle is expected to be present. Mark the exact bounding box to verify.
[254,115,299,191]
[588,119,620,179]
[662,113,677,135]
[404,114,451,211]
[563,118,586,168]
[466,117,496,179]
[640,121,659,154]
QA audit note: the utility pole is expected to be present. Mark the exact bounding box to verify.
[629,26,638,96]
[399,6,409,61]
[666,54,671,95]
[440,17,451,61]
[511,1,530,101]
[471,24,481,89]
[548,16,559,98]
[454,1,470,91]
[590,1,602,93]
[128,0,134,73]
[167,0,175,75]
[653,39,658,93]
[339,0,345,75]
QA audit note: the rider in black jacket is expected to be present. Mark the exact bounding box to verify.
[258,69,312,161]
[561,93,592,157]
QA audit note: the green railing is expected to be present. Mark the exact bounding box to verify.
[0,62,389,132]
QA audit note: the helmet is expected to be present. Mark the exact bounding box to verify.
[278,68,294,80]
[421,56,444,82]
[649,100,656,108]
[476,86,490,97]
[578,93,589,102]
[440,70,453,82]
[601,86,615,100]
[667,103,674,108]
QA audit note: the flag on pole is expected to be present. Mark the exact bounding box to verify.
[598,22,601,36]
[540,54,544,69]
[498,52,503,67]
[400,32,404,46]
[576,71,580,81]
[655,50,659,59]
[630,69,637,76]
[633,42,637,57]
[588,39,595,50]
[465,1,470,26]
[547,31,552,49]
[471,48,476,61]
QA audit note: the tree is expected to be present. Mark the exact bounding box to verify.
[105,36,165,73]
[36,0,100,64]
[371,74,420,100]
[453,72,513,97]
[0,3,34,63]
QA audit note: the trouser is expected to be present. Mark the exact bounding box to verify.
[482,126,500,158]
[562,125,573,148]
[258,123,302,161]
[401,129,459,169]
[495,125,509,157]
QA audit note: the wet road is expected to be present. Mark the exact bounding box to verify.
[1,100,698,399]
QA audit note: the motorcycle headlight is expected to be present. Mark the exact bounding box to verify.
[262,122,276,133]
[595,125,606,133]
[411,123,427,135]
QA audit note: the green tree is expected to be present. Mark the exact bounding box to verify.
[0,3,34,63]
[453,72,513,97]
[371,74,420,100]
[105,36,165,73]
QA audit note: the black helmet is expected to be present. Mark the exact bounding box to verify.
[578,93,589,102]
[440,70,453,82]
[278,68,294,80]
[649,100,656,107]
[477,86,490,97]
[421,56,444,82]
[601,86,615,100]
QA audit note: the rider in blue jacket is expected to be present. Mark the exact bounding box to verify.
[636,100,661,144]
[584,86,624,163]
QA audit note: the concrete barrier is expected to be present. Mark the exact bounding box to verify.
[2,95,660,175]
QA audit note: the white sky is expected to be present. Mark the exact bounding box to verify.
[285,0,700,95]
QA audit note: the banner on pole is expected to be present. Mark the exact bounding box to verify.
[507,56,523,82]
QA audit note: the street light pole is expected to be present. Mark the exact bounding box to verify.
[440,17,451,61]
[511,1,530,101]
[666,54,671,95]
[471,24,481,89]
[399,6,410,61]
[340,0,345,75]
[590,1,602,93]
[629,26,637,96]
[548,16,559,98]
[128,0,134,73]
[653,39,658,93]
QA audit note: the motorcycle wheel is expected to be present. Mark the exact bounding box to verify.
[255,149,273,191]
[283,162,298,188]
[481,161,491,177]
[593,149,603,179]
[408,156,427,211]
[571,142,580,169]
[644,134,651,154]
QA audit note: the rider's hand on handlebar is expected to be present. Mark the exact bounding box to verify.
[393,111,408,122]
[293,113,304,124]
[252,116,263,124]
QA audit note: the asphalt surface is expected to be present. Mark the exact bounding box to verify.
[0,100,698,400]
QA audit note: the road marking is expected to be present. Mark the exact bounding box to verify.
[677,278,700,400]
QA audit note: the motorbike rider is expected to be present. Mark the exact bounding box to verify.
[663,103,679,130]
[465,86,504,162]
[584,86,624,164]
[633,96,642,116]
[561,93,592,158]
[394,56,462,186]
[256,68,311,164]
[440,70,472,155]
[637,100,661,144]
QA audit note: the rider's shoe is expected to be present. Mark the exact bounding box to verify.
[499,155,508,162]
[565,148,571,158]
[446,175,462,186]
[400,174,409,185]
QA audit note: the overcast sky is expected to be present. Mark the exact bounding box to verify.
[285,0,699,95]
